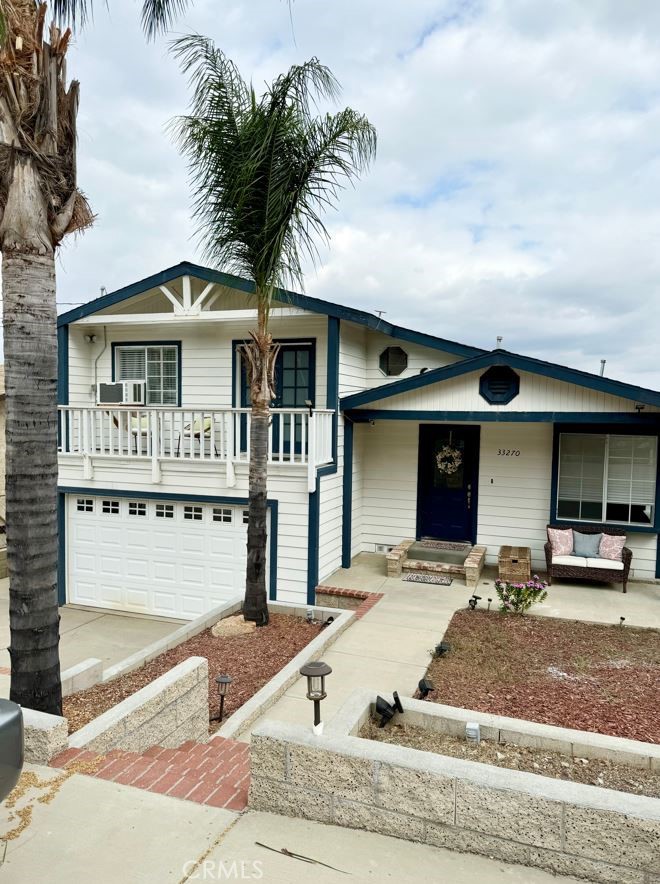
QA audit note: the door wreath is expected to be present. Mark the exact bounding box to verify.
[436,444,462,475]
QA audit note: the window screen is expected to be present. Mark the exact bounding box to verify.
[116,345,179,406]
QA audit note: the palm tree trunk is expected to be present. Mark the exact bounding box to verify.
[243,300,274,626]
[2,244,62,715]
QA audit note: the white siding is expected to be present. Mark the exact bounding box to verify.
[351,425,364,558]
[338,323,367,395]
[370,369,660,414]
[318,421,343,581]
[68,314,328,410]
[359,421,419,549]
[477,423,553,569]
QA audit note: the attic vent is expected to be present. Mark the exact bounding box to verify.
[479,365,520,405]
[379,346,408,377]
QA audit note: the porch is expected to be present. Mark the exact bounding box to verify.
[58,405,334,490]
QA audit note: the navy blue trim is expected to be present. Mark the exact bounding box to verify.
[340,350,660,410]
[57,261,484,359]
[550,423,660,535]
[57,493,66,605]
[110,340,182,407]
[656,536,660,579]
[307,477,320,604]
[57,325,69,406]
[341,418,354,568]
[58,487,279,602]
[344,410,660,424]
[327,317,340,467]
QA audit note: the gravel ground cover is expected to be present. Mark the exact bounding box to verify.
[361,719,660,798]
[63,613,320,734]
[421,609,660,743]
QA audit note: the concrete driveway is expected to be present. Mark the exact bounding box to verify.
[0,578,183,697]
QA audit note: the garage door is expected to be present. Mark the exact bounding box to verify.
[67,495,265,619]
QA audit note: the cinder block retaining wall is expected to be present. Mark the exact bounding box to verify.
[69,657,209,754]
[249,693,660,884]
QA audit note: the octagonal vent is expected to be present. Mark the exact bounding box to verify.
[479,365,520,405]
[379,346,408,377]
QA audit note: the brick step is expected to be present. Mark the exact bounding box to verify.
[402,559,466,575]
[50,737,250,810]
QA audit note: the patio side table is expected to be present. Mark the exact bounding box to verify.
[498,546,531,582]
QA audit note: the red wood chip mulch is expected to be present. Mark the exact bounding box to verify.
[63,613,320,734]
[425,610,660,743]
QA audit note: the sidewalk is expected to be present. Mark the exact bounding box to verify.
[0,765,581,883]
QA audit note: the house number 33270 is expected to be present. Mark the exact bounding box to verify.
[498,449,521,456]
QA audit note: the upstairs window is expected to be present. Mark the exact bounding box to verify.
[115,344,179,406]
[557,433,657,526]
[379,346,408,377]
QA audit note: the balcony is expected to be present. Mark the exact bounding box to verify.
[58,406,335,491]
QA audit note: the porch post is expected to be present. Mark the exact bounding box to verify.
[341,417,353,569]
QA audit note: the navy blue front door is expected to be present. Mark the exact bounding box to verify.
[416,425,480,542]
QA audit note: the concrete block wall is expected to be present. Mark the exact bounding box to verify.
[70,657,209,754]
[249,714,660,884]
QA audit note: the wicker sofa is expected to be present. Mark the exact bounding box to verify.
[544,524,632,593]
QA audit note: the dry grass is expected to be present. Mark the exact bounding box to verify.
[423,610,660,743]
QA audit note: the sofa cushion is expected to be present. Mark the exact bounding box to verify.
[572,531,602,558]
[547,527,574,556]
[586,557,625,571]
[599,533,626,561]
[552,555,588,567]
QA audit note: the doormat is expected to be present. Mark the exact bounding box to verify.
[403,573,453,586]
[420,540,471,553]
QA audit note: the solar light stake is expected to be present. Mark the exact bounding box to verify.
[487,598,492,611]
[468,594,482,610]
[210,674,232,723]
[619,616,626,627]
[300,661,332,733]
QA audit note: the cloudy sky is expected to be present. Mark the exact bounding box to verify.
[56,0,660,387]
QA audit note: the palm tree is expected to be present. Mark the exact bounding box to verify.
[172,37,376,625]
[1,0,188,715]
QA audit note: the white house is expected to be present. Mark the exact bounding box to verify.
[56,261,660,618]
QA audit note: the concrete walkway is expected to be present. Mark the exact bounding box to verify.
[0,764,581,883]
[238,552,660,739]
[0,577,183,698]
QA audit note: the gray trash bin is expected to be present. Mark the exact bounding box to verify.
[0,700,23,802]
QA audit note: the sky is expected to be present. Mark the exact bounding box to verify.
[52,0,660,387]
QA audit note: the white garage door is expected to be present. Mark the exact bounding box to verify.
[67,495,265,619]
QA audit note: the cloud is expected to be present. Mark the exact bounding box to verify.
[53,0,660,387]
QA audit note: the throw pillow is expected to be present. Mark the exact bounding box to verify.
[572,531,602,558]
[599,534,626,561]
[547,527,573,556]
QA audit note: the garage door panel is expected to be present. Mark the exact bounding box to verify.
[68,496,267,620]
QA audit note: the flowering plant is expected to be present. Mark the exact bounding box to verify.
[494,576,548,614]
[436,444,462,475]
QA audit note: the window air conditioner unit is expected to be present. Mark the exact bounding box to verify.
[96,380,146,405]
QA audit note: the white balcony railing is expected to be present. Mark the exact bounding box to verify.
[58,406,334,491]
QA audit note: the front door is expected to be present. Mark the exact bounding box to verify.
[416,425,480,542]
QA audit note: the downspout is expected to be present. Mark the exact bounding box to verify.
[92,325,108,402]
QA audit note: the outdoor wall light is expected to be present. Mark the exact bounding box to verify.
[209,674,233,723]
[468,594,482,610]
[300,660,332,733]
[434,642,451,658]
[418,678,434,699]
[375,692,404,728]
[304,399,314,417]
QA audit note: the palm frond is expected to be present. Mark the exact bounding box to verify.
[171,38,377,306]
[51,0,191,37]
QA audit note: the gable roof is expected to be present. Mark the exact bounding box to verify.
[340,349,660,410]
[57,261,485,360]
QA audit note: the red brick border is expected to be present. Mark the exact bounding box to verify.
[315,585,384,619]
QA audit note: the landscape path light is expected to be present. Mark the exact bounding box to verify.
[210,674,233,723]
[299,661,332,735]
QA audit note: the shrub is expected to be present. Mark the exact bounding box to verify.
[494,576,548,614]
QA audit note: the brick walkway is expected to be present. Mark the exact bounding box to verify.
[51,736,250,810]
